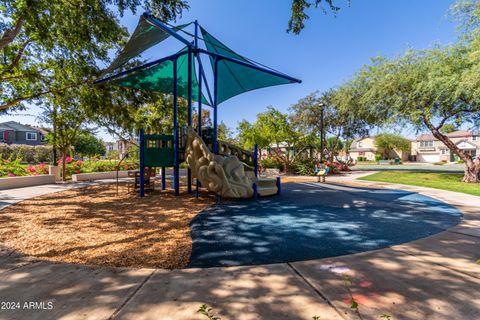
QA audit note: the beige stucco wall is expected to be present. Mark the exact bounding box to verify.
[0,175,56,190]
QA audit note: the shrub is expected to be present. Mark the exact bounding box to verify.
[26,163,49,175]
[260,156,284,171]
[374,154,382,161]
[0,143,54,163]
[82,160,138,173]
[291,158,316,176]
[357,156,366,162]
[0,157,29,177]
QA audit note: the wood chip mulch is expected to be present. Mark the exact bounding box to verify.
[0,184,215,269]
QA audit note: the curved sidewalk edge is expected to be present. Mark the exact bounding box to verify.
[0,177,479,319]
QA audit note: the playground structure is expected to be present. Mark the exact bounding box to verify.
[95,13,301,198]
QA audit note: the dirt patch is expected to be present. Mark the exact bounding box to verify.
[280,176,318,183]
[0,184,215,269]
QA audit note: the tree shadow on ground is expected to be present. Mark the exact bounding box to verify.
[188,182,462,268]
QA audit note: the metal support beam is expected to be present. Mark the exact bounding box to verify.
[187,46,193,194]
[195,38,202,199]
[173,57,180,196]
[94,53,178,85]
[139,128,145,198]
[161,166,166,190]
[143,13,192,47]
[254,144,258,178]
[213,57,218,154]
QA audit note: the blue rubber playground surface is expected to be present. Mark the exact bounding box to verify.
[188,182,462,268]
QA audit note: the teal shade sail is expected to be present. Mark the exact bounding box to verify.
[104,15,191,74]
[109,48,209,105]
[200,27,295,105]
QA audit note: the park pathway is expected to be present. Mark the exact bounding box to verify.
[0,173,479,319]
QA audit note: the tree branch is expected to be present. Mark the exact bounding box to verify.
[0,79,90,111]
[0,17,24,50]
[1,39,31,75]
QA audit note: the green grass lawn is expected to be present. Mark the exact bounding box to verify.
[359,171,480,196]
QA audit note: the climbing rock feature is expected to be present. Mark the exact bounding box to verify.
[185,128,255,198]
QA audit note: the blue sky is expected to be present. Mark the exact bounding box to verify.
[1,0,458,141]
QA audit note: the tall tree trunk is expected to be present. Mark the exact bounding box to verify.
[62,150,67,182]
[463,158,480,183]
[423,117,479,183]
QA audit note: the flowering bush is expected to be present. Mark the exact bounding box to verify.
[27,163,49,176]
[291,159,352,176]
[0,157,28,177]
[326,161,352,173]
[81,160,138,173]
[58,156,84,177]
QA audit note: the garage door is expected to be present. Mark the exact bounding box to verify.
[417,154,440,163]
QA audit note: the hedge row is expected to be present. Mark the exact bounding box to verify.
[0,143,55,163]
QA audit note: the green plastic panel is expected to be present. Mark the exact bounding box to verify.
[144,134,174,167]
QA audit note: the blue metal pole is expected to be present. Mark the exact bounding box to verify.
[194,20,199,49]
[173,57,180,196]
[143,13,192,47]
[161,166,166,190]
[213,58,218,153]
[94,53,177,85]
[276,176,281,195]
[139,128,145,198]
[195,42,203,199]
[187,47,193,194]
[254,144,258,178]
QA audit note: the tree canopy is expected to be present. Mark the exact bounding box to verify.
[0,0,187,111]
[374,134,411,160]
[73,132,106,157]
[287,0,347,34]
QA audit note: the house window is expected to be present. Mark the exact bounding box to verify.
[0,131,4,141]
[419,141,434,147]
[359,151,365,156]
[441,149,449,155]
[473,135,479,141]
[26,132,37,141]
[357,141,363,148]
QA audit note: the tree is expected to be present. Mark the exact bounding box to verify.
[439,124,459,134]
[41,103,85,181]
[288,0,347,34]
[374,134,410,160]
[73,132,106,157]
[218,122,235,144]
[0,0,188,111]
[325,136,344,162]
[351,45,480,182]
[237,107,299,172]
[289,89,370,162]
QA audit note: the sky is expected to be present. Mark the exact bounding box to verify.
[1,0,459,141]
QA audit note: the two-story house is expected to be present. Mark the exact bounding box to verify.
[411,130,479,163]
[0,121,48,146]
[349,137,377,161]
[349,136,410,161]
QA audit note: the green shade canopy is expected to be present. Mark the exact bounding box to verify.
[109,48,209,105]
[200,27,295,105]
[104,15,191,74]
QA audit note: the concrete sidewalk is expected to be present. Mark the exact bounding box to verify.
[0,176,479,319]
